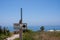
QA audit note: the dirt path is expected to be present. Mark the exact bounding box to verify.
[6,34,19,40]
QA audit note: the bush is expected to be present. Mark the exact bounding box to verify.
[14,38,20,40]
[40,26,44,31]
[14,29,34,40]
[23,32,33,40]
[0,26,11,40]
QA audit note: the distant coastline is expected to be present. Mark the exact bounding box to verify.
[8,26,60,32]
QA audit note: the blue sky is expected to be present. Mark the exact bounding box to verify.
[0,0,60,26]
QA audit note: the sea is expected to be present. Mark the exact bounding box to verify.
[8,26,60,32]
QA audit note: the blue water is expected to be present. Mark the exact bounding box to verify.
[8,26,60,32]
[28,26,60,31]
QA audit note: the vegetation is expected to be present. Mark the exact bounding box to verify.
[14,38,20,40]
[40,26,44,31]
[0,25,11,40]
[14,29,34,40]
[0,25,60,40]
[14,26,60,40]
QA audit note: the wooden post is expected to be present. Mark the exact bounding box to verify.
[19,28,23,40]
[19,8,23,40]
[14,8,27,40]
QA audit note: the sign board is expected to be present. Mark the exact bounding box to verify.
[14,23,27,30]
[14,23,20,29]
[20,24,23,28]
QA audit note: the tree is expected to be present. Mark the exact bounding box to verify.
[7,29,10,36]
[0,26,11,39]
[40,26,44,31]
[0,26,2,34]
[3,27,8,35]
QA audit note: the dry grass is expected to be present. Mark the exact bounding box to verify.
[33,31,60,40]
[14,31,60,40]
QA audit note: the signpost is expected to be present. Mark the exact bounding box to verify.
[14,8,27,40]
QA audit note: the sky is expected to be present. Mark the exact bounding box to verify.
[0,0,60,26]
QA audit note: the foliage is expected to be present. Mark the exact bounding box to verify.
[23,32,33,40]
[14,29,60,40]
[14,38,20,40]
[14,29,34,40]
[0,26,3,34]
[40,26,44,31]
[0,25,11,39]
